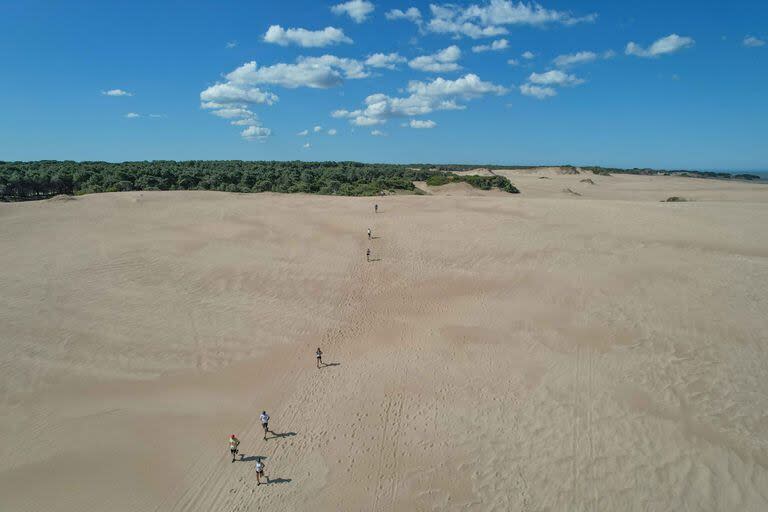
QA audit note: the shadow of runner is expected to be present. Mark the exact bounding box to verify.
[269,431,297,439]
[322,362,341,368]
[240,455,268,462]
[267,478,292,485]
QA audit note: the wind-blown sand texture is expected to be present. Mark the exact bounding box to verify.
[1,172,768,511]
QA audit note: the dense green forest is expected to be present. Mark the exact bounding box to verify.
[0,160,519,201]
[0,160,761,202]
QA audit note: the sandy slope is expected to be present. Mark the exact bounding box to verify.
[1,174,768,511]
[413,181,509,196]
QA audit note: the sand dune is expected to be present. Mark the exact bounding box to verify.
[1,174,768,511]
[413,181,509,196]
[477,168,768,202]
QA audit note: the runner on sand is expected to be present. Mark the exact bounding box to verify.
[316,347,323,368]
[374,204,378,213]
[260,411,270,440]
[367,228,371,240]
[366,248,371,262]
[255,457,268,485]
[229,434,240,463]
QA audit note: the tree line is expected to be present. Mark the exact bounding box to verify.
[0,160,519,202]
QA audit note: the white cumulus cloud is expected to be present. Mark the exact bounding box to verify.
[743,36,765,47]
[224,56,368,89]
[528,70,583,86]
[409,45,462,72]
[200,83,278,105]
[313,125,323,132]
[331,0,375,23]
[408,73,508,97]
[210,107,257,119]
[303,142,311,149]
[124,112,140,118]
[519,84,556,99]
[201,48,395,142]
[371,129,387,136]
[297,129,309,136]
[553,51,597,67]
[472,39,509,53]
[424,1,595,39]
[365,52,407,69]
[103,89,133,97]
[385,7,422,23]
[625,34,694,58]
[328,128,338,135]
[519,69,582,100]
[231,117,261,126]
[264,25,352,48]
[521,50,535,59]
[410,119,437,128]
[241,126,272,141]
[333,73,507,127]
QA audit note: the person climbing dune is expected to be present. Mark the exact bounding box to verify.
[260,411,270,440]
[255,457,268,485]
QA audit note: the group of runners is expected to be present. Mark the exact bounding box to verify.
[228,410,271,484]
[228,203,380,487]
[228,347,330,484]
[367,203,378,262]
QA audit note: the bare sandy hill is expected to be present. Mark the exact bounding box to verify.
[452,167,768,202]
[451,168,496,177]
[412,180,508,196]
[1,181,768,511]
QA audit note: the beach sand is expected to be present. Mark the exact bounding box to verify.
[1,172,767,511]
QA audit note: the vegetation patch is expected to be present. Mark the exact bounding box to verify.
[425,173,519,193]
[0,160,522,201]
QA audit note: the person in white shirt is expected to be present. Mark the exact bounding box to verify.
[255,457,268,485]
[367,228,371,240]
[260,411,270,440]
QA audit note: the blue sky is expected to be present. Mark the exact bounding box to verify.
[1,0,766,170]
